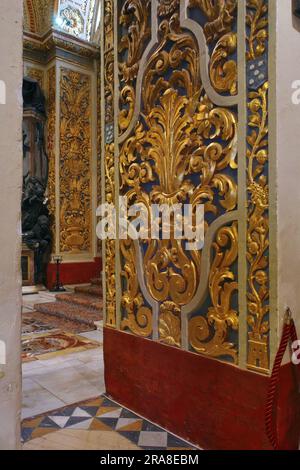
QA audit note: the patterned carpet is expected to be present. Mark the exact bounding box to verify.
[22,311,96,334]
[34,279,103,331]
[22,331,101,362]
[22,395,196,450]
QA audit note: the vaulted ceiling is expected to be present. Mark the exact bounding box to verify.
[24,0,100,42]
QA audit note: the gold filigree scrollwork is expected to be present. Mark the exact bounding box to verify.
[158,0,180,17]
[118,0,239,357]
[104,0,117,328]
[247,82,269,372]
[159,301,181,347]
[188,0,237,43]
[210,32,237,95]
[188,0,238,96]
[118,0,151,133]
[246,0,269,373]
[120,239,153,337]
[189,222,239,362]
[59,68,92,253]
[46,66,56,250]
[246,0,268,61]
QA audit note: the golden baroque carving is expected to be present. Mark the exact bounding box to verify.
[46,66,56,250]
[159,301,181,347]
[117,0,239,359]
[104,0,117,328]
[120,239,153,337]
[59,68,92,253]
[246,0,268,61]
[247,82,269,372]
[119,0,151,133]
[188,0,237,43]
[189,222,238,362]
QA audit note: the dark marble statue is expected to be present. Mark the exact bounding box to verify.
[22,177,51,285]
[23,77,46,116]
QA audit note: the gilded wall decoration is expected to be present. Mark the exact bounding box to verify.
[103,0,116,328]
[246,0,270,373]
[46,66,56,250]
[118,0,239,359]
[59,68,92,254]
[118,0,151,135]
[188,0,238,96]
[26,67,45,91]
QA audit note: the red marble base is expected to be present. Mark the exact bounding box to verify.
[46,257,102,289]
[104,327,300,450]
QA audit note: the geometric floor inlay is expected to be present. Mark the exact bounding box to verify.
[22,395,196,450]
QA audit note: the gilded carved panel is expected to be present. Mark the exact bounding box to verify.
[102,0,271,372]
[103,0,117,327]
[117,0,239,361]
[59,68,92,254]
[246,0,270,374]
[46,66,56,251]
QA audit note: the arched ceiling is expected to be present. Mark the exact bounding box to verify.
[24,0,101,42]
[24,0,56,36]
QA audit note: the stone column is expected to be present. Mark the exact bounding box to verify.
[0,0,22,450]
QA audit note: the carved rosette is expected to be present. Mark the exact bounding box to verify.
[59,68,92,254]
[104,0,116,328]
[117,0,239,360]
[246,0,270,374]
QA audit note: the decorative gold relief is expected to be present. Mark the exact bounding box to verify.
[188,0,237,43]
[159,301,181,347]
[246,0,269,373]
[210,32,237,96]
[116,0,239,360]
[59,68,92,253]
[46,66,56,250]
[246,82,269,373]
[189,222,238,362]
[188,0,238,96]
[26,67,45,90]
[246,0,268,61]
[118,0,151,134]
[104,0,117,328]
[120,239,153,337]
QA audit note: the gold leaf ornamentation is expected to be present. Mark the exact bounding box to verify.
[59,69,92,253]
[189,222,239,362]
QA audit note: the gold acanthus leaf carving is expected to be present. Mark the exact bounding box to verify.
[119,0,151,132]
[159,301,181,347]
[188,0,237,43]
[246,0,268,61]
[246,82,269,342]
[209,32,237,96]
[189,222,239,362]
[120,239,153,337]
[158,0,180,16]
[59,69,92,253]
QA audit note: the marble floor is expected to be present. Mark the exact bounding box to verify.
[22,288,105,420]
[22,395,196,450]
